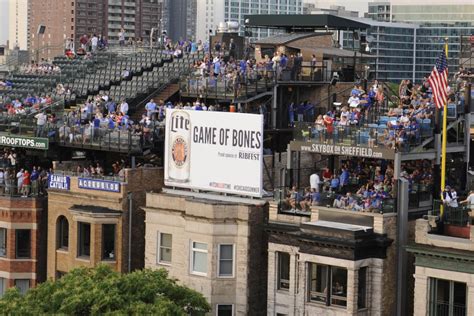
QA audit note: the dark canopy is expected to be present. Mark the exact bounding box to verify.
[244,14,370,31]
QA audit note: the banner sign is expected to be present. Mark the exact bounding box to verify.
[78,178,121,193]
[164,109,264,197]
[48,175,70,191]
[289,141,395,160]
[0,134,48,150]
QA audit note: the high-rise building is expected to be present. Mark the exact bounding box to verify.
[366,2,391,22]
[8,0,29,50]
[162,0,197,42]
[304,3,358,18]
[28,0,163,61]
[341,0,474,82]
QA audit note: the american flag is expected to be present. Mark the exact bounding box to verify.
[428,50,448,109]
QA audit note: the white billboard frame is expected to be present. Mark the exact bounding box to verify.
[164,109,264,198]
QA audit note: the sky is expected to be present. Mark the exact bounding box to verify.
[0,0,8,45]
[0,0,392,46]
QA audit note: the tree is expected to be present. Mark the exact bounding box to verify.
[0,265,210,315]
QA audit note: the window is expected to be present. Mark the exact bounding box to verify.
[57,216,69,250]
[191,242,208,275]
[78,222,91,257]
[102,224,115,260]
[56,271,66,279]
[358,267,368,309]
[429,278,466,316]
[15,230,31,259]
[216,304,233,316]
[308,263,347,308]
[0,277,6,297]
[14,279,30,295]
[158,233,172,264]
[218,244,234,277]
[277,252,290,290]
[0,228,6,257]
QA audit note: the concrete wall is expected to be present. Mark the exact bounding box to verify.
[144,192,268,315]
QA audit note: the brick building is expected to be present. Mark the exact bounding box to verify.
[143,190,268,316]
[0,196,47,296]
[46,168,162,279]
[28,0,163,61]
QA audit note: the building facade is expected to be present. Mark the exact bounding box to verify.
[0,196,47,297]
[144,191,268,316]
[358,0,474,82]
[46,168,162,280]
[408,216,474,315]
[8,0,29,50]
[266,204,395,315]
[28,0,163,60]
[162,0,197,42]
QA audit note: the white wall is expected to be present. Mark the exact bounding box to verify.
[196,0,225,43]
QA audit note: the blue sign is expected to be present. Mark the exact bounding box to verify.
[48,175,71,191]
[78,178,121,193]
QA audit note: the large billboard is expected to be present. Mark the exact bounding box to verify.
[164,109,263,197]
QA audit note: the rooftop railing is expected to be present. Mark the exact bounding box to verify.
[431,200,471,227]
[293,119,434,153]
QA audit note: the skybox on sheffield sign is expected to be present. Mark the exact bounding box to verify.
[164,109,264,197]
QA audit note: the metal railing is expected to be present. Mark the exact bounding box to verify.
[429,300,467,316]
[431,200,471,227]
[180,64,333,100]
[51,170,125,182]
[293,121,434,153]
[0,183,46,198]
[274,186,397,215]
[55,123,163,153]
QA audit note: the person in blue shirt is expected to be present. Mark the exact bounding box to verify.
[30,167,39,196]
[280,54,288,70]
[296,102,305,122]
[213,59,221,77]
[288,102,295,127]
[330,175,340,192]
[108,117,115,129]
[106,100,116,114]
[339,167,350,192]
[145,99,157,120]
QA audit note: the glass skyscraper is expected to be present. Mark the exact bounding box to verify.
[360,1,474,82]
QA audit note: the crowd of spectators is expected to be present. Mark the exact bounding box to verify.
[283,158,434,213]
[0,94,54,117]
[0,148,50,197]
[298,76,455,151]
[19,62,61,75]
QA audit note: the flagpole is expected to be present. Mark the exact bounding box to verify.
[440,37,449,217]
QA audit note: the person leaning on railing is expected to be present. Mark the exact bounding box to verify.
[460,191,474,217]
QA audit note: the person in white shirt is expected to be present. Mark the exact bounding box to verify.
[16,169,24,195]
[442,185,458,208]
[309,172,321,193]
[348,94,360,108]
[0,169,4,194]
[120,100,129,115]
[35,112,47,137]
[91,34,99,52]
[461,191,474,211]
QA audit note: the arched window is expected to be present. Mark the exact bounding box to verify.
[56,216,69,250]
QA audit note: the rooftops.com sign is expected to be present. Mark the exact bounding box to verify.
[0,135,49,150]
